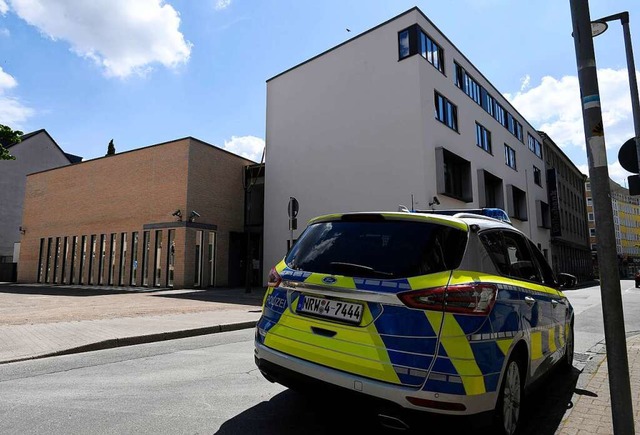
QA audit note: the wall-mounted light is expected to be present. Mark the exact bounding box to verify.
[189,210,200,222]
[172,209,182,221]
[19,226,26,235]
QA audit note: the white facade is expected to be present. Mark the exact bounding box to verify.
[264,7,551,277]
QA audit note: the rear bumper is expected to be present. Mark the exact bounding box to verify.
[255,341,497,416]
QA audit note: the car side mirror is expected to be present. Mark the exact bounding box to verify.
[557,272,577,289]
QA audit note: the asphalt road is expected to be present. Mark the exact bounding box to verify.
[0,281,635,435]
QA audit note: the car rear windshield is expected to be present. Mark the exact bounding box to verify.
[285,219,468,279]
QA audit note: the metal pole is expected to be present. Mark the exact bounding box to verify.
[620,13,640,171]
[570,1,635,433]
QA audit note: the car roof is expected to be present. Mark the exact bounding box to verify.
[308,210,516,233]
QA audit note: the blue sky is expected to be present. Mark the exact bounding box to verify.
[1,0,640,186]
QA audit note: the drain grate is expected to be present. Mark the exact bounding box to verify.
[573,352,593,363]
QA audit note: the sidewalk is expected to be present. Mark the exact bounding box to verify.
[0,283,265,364]
[557,334,640,434]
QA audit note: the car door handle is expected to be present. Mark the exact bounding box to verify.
[551,299,559,307]
[524,296,535,305]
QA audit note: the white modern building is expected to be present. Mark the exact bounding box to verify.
[264,7,551,276]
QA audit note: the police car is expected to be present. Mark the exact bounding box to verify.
[254,208,575,435]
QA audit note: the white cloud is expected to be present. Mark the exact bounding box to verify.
[8,0,192,78]
[222,135,264,162]
[0,0,7,14]
[0,67,34,127]
[519,74,530,92]
[578,161,631,187]
[505,68,637,186]
[215,0,231,10]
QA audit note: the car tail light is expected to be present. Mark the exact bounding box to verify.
[267,267,282,288]
[398,283,497,315]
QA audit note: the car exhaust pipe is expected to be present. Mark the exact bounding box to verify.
[377,413,410,431]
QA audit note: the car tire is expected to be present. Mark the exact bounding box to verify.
[494,355,524,435]
[562,322,574,372]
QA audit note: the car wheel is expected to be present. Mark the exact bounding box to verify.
[562,323,574,371]
[494,356,523,435]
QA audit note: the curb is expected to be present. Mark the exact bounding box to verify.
[0,320,258,365]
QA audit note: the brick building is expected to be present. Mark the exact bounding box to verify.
[17,137,256,289]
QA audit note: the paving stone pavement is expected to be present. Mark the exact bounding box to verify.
[557,334,640,434]
[0,283,265,364]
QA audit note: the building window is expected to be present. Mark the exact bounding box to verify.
[208,232,217,287]
[507,185,528,221]
[591,243,597,251]
[130,232,139,286]
[586,182,591,191]
[481,88,494,116]
[89,235,97,285]
[61,237,69,285]
[398,29,410,59]
[454,62,480,105]
[142,231,150,286]
[436,147,472,202]
[109,233,116,286]
[398,25,445,74]
[167,230,175,288]
[504,144,517,170]
[536,200,551,228]
[420,30,444,73]
[588,212,594,221]
[53,237,61,284]
[70,236,77,285]
[533,166,542,186]
[119,233,127,286]
[587,197,593,206]
[79,235,87,284]
[506,114,523,142]
[590,228,596,237]
[494,102,506,126]
[475,122,492,153]
[515,122,523,142]
[527,133,543,158]
[478,169,504,209]
[154,230,163,287]
[37,238,45,283]
[435,91,458,131]
[98,234,106,285]
[195,230,203,287]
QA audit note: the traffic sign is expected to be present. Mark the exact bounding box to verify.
[288,197,299,218]
[618,137,640,173]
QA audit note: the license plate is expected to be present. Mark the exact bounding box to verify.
[297,295,363,324]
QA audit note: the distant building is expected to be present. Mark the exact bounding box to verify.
[0,130,81,281]
[586,178,640,278]
[538,132,592,281]
[264,7,552,277]
[18,137,257,289]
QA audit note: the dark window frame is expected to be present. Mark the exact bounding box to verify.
[533,165,542,186]
[435,91,458,132]
[504,144,517,170]
[476,122,492,154]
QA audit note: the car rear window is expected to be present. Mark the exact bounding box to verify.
[285,219,467,279]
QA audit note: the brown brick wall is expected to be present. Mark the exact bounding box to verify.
[18,138,253,288]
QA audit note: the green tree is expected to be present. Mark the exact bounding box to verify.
[0,124,23,160]
[106,139,115,156]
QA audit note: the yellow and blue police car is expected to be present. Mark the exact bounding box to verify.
[254,208,575,435]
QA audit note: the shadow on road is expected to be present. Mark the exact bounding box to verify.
[216,366,582,435]
[0,284,165,296]
[153,288,265,306]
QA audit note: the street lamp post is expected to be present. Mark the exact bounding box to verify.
[591,12,640,187]
[570,2,635,433]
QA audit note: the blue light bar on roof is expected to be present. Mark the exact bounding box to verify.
[481,208,512,224]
